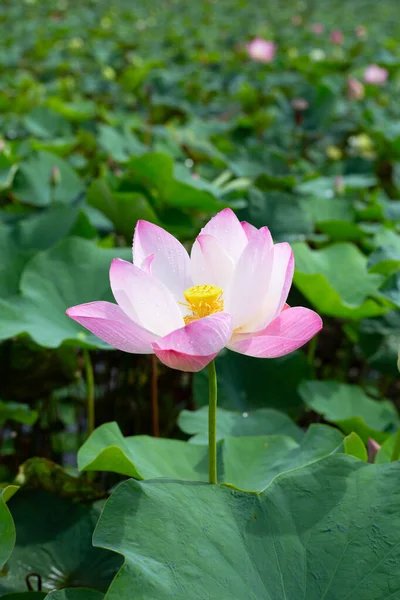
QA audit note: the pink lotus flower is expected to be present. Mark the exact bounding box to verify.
[330,30,344,45]
[247,38,276,63]
[364,64,388,85]
[347,77,365,100]
[67,209,322,372]
[311,23,325,35]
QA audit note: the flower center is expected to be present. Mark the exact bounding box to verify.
[183,285,224,324]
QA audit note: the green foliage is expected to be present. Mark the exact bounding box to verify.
[93,457,400,599]
[194,350,310,412]
[45,590,104,600]
[1,1,400,597]
[0,491,121,595]
[0,486,18,569]
[299,380,399,443]
[178,406,303,443]
[0,239,131,348]
[78,422,343,492]
[293,243,387,319]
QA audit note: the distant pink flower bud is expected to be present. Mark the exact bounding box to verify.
[334,176,345,194]
[292,15,302,26]
[291,98,309,125]
[50,165,61,186]
[291,98,309,111]
[330,30,344,45]
[192,173,200,179]
[311,23,325,34]
[247,38,276,63]
[364,64,388,85]
[367,438,381,463]
[355,25,367,37]
[347,78,365,100]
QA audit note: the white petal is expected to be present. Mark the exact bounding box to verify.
[110,259,184,336]
[200,208,248,263]
[241,242,294,333]
[225,227,273,329]
[133,220,191,297]
[190,234,235,289]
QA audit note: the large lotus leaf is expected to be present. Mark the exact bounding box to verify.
[193,349,310,413]
[292,242,387,318]
[46,590,104,600]
[0,238,131,348]
[178,406,303,444]
[93,457,400,599]
[0,486,18,569]
[221,425,343,492]
[12,152,83,207]
[0,491,121,595]
[299,380,399,443]
[123,153,223,211]
[78,421,343,492]
[86,179,158,242]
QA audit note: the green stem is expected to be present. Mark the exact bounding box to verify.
[83,349,95,438]
[391,428,400,462]
[208,360,217,484]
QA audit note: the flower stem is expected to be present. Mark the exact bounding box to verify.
[151,354,160,437]
[208,360,218,484]
[83,348,95,438]
[391,428,400,462]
